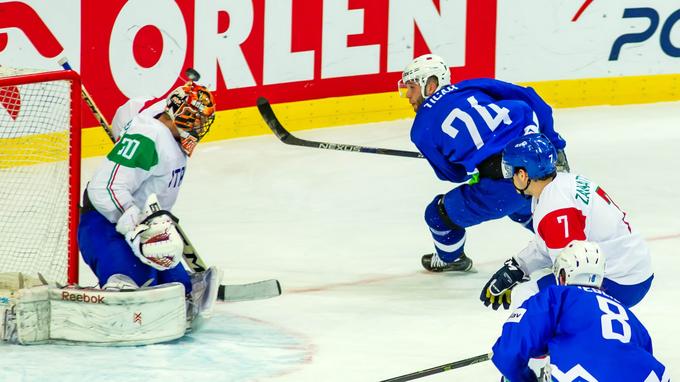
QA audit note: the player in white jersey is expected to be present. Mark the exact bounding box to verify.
[78,79,216,297]
[480,134,653,310]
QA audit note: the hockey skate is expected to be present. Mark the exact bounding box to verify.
[186,266,222,329]
[421,253,473,272]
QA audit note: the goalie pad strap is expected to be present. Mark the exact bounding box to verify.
[143,209,179,225]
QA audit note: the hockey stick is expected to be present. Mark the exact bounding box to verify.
[379,352,492,382]
[58,60,202,145]
[144,195,282,302]
[58,57,117,143]
[177,224,281,302]
[256,97,424,159]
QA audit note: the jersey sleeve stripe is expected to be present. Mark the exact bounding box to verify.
[105,163,125,213]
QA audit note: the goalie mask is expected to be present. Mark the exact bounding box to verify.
[165,82,216,156]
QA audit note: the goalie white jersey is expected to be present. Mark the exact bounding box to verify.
[516,173,652,285]
[87,99,187,224]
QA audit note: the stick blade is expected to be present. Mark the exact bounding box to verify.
[218,279,282,302]
[256,97,290,141]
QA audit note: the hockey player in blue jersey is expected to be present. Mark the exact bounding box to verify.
[398,54,568,272]
[492,241,668,382]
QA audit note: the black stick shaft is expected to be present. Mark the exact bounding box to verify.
[379,353,492,382]
[256,97,424,159]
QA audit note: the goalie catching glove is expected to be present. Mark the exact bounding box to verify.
[123,210,184,271]
[480,258,526,310]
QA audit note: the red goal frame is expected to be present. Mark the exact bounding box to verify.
[0,69,81,284]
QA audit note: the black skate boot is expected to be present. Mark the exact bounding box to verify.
[421,253,473,272]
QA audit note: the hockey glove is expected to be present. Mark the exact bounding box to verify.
[556,149,570,173]
[480,258,526,310]
[126,212,184,271]
[115,204,145,235]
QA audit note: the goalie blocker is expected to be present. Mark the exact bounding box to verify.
[0,273,192,346]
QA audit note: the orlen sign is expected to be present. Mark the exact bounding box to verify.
[1,0,496,124]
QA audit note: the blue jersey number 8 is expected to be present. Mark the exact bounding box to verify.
[596,296,631,343]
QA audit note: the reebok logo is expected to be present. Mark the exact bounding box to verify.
[61,291,105,304]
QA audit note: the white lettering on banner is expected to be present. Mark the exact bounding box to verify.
[387,0,466,72]
[194,0,256,90]
[321,0,380,79]
[263,0,314,85]
[0,1,80,71]
[110,0,186,98]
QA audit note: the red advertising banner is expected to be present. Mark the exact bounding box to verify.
[1,0,496,128]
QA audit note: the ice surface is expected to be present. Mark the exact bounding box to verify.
[5,101,678,381]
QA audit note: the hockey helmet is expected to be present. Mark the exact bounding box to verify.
[554,241,606,288]
[166,82,216,156]
[398,54,451,98]
[502,133,557,179]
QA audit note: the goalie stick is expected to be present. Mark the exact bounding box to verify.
[58,57,117,143]
[379,352,492,382]
[59,61,203,146]
[144,195,281,302]
[256,97,424,159]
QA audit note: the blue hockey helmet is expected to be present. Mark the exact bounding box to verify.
[502,133,557,179]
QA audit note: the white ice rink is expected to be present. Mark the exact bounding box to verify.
[3,101,679,381]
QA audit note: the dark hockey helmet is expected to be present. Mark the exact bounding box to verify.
[502,133,557,179]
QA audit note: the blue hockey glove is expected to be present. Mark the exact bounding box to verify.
[480,258,526,310]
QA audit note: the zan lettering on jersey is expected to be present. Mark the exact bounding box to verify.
[537,208,587,249]
[575,175,591,205]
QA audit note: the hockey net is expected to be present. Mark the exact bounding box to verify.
[0,67,81,284]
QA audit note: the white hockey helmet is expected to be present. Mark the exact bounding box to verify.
[398,54,451,98]
[553,241,605,288]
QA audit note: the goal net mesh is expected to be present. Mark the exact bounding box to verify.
[0,67,80,284]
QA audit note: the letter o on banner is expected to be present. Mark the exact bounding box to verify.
[109,0,187,98]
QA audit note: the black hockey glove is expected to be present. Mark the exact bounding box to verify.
[480,258,526,310]
[556,149,570,173]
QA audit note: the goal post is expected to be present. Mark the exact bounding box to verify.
[0,68,81,284]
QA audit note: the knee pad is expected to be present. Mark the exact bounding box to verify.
[425,195,462,231]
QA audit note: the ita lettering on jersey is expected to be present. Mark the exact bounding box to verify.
[168,167,186,188]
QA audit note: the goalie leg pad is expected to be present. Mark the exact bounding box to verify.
[12,283,187,346]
